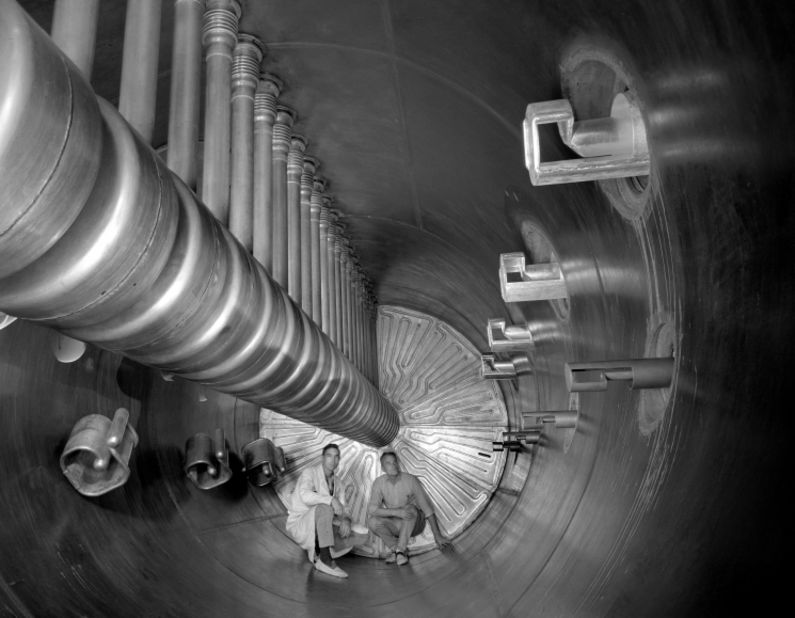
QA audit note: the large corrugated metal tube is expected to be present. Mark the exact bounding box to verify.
[0,1,399,447]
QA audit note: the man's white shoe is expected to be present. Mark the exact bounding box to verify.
[314,558,348,578]
[330,546,353,560]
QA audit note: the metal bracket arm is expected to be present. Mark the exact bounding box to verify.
[522,410,578,429]
[487,318,534,352]
[499,252,567,303]
[565,357,674,392]
[480,353,532,379]
[184,428,233,490]
[523,92,650,186]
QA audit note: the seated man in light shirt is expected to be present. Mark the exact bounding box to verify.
[366,451,450,566]
[286,443,368,579]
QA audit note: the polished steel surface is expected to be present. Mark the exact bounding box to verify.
[166,0,204,186]
[287,135,307,301]
[228,34,263,251]
[252,73,281,268]
[270,105,294,287]
[2,0,794,615]
[300,157,317,317]
[200,0,239,222]
[309,176,324,325]
[49,0,98,78]
[118,0,161,143]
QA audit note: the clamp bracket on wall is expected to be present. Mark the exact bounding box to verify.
[60,407,138,496]
[487,318,534,352]
[565,358,674,392]
[499,252,567,303]
[184,428,233,490]
[523,92,649,186]
[480,353,532,380]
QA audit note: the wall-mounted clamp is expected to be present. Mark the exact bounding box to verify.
[499,252,567,303]
[60,407,138,496]
[241,437,286,487]
[565,357,674,392]
[522,409,578,429]
[184,428,232,490]
[480,353,532,380]
[487,318,534,353]
[523,92,649,185]
[492,429,542,452]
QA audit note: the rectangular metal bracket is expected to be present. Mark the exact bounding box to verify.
[480,353,532,379]
[487,318,534,352]
[522,410,578,429]
[565,358,674,392]
[499,252,567,303]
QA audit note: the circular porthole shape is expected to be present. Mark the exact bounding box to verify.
[519,220,570,321]
[638,313,677,436]
[559,39,653,221]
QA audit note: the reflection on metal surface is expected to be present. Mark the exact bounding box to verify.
[261,305,507,555]
[60,407,138,496]
[488,318,534,352]
[523,92,649,185]
[0,3,398,447]
[0,311,16,331]
[241,437,285,487]
[499,252,568,303]
[565,357,674,392]
[185,428,233,490]
[480,353,532,379]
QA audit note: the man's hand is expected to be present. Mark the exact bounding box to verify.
[338,517,351,538]
[330,497,344,516]
[397,504,419,520]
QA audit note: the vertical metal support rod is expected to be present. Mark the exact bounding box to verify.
[270,106,295,288]
[166,0,204,187]
[287,135,306,302]
[333,228,344,349]
[228,35,263,251]
[309,176,325,326]
[51,0,100,80]
[118,0,162,143]
[354,272,363,372]
[252,74,281,269]
[318,204,331,335]
[300,156,317,317]
[200,0,240,223]
[341,245,352,359]
[326,215,339,345]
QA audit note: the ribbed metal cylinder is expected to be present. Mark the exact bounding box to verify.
[228,34,264,251]
[342,245,353,360]
[271,106,294,288]
[50,0,99,79]
[200,0,240,223]
[286,135,306,302]
[309,175,325,326]
[167,0,204,187]
[300,156,317,317]
[0,4,399,446]
[333,228,345,349]
[119,0,162,143]
[252,74,281,270]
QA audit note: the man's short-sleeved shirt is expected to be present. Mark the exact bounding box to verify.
[368,472,434,517]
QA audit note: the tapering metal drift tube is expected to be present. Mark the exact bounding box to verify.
[287,135,306,302]
[252,74,281,269]
[0,1,399,447]
[309,176,325,326]
[271,106,295,288]
[200,0,240,222]
[300,156,317,317]
[228,35,264,251]
[50,0,99,79]
[118,0,162,143]
[166,0,204,187]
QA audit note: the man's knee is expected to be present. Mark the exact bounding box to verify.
[316,503,333,521]
[366,515,381,532]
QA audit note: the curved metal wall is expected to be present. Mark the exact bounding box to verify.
[1,0,794,616]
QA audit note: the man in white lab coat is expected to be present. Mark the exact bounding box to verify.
[286,443,368,578]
